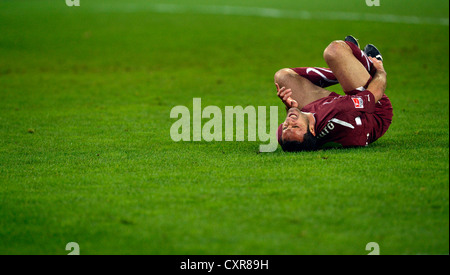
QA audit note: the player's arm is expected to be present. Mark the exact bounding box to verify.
[367,57,387,102]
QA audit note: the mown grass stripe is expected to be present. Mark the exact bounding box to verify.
[89,3,449,26]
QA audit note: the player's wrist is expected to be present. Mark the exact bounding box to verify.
[374,69,387,80]
[377,69,387,76]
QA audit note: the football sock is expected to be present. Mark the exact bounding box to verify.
[290,67,339,88]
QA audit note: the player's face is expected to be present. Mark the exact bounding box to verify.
[281,108,309,142]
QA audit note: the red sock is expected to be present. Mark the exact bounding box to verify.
[290,67,339,88]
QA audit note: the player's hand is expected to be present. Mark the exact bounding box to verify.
[369,57,386,75]
[276,83,298,109]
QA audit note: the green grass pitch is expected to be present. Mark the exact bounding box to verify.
[0,0,448,255]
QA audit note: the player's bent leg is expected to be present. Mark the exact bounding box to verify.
[323,40,371,92]
[274,68,332,109]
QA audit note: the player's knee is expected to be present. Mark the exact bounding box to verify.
[323,40,348,62]
[274,68,295,85]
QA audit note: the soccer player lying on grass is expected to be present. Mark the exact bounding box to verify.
[275,36,393,151]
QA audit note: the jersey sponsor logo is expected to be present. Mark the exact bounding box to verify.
[352,97,364,108]
[318,118,355,139]
[318,121,335,139]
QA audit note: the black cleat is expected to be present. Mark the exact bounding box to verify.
[345,35,360,48]
[363,44,383,62]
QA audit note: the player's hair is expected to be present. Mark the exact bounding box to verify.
[280,129,319,152]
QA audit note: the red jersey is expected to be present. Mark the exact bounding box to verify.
[277,90,393,148]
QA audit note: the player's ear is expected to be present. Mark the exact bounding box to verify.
[306,113,316,136]
[309,121,316,136]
